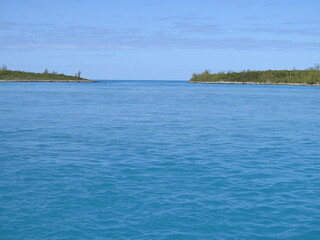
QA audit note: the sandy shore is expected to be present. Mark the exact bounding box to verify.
[189,81,320,86]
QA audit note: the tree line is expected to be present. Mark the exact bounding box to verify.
[0,65,84,80]
[190,64,320,84]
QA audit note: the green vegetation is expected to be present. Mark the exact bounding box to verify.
[0,65,93,82]
[190,64,320,85]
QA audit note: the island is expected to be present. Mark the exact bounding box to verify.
[0,66,93,82]
[190,65,320,86]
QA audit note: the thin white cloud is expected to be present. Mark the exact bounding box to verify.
[1,20,320,51]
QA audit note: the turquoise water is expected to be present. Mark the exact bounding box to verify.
[1,80,320,239]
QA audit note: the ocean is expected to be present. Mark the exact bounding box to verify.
[1,80,320,239]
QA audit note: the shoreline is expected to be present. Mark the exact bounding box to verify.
[189,81,320,86]
[0,79,94,82]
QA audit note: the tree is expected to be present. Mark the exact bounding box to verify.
[76,70,81,79]
[1,64,8,71]
[307,64,320,71]
[43,68,49,74]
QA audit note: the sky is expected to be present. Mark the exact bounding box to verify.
[0,0,319,80]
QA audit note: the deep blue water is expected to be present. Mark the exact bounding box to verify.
[1,80,320,239]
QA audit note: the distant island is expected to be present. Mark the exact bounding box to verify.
[0,65,93,82]
[190,65,320,86]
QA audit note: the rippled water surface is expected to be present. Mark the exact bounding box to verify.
[1,80,320,239]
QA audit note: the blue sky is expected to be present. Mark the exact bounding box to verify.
[1,0,319,80]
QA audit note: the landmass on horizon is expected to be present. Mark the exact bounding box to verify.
[190,64,320,86]
[0,65,93,82]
